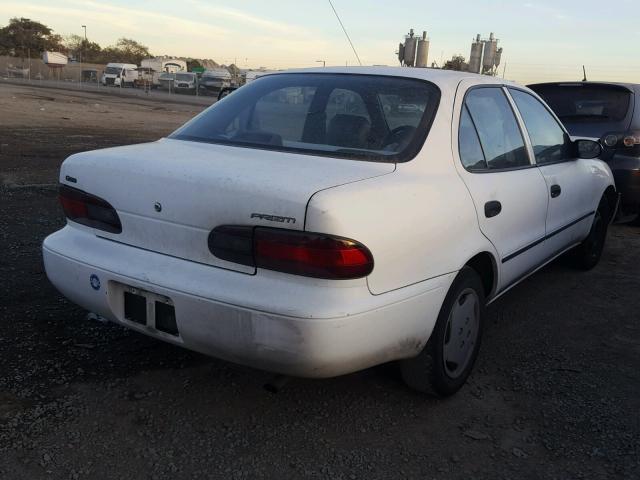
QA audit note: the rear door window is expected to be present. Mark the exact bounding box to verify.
[509,89,571,165]
[464,87,530,170]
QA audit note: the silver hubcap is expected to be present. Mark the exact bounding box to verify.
[443,288,480,379]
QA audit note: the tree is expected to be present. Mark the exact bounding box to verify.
[111,38,151,64]
[0,18,64,61]
[64,34,102,63]
[442,54,467,72]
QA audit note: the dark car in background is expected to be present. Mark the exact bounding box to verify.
[529,82,640,219]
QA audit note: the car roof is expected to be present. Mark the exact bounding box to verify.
[268,66,523,90]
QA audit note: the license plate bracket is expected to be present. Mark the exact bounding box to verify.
[155,301,178,336]
[124,291,147,325]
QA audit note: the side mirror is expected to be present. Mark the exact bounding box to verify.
[575,139,602,159]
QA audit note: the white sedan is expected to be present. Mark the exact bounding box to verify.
[43,67,617,396]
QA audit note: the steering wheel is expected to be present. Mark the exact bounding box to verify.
[382,125,416,150]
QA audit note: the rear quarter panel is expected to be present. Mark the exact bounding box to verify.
[305,94,497,295]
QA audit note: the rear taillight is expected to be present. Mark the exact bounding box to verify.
[209,226,374,280]
[603,132,640,149]
[59,185,122,233]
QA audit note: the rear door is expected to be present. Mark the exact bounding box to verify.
[507,87,595,254]
[454,82,549,290]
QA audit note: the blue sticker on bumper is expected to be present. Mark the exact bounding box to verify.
[89,274,101,290]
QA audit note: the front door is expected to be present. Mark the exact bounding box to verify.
[454,82,549,290]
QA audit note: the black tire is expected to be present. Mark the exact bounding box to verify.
[573,197,610,270]
[400,266,485,397]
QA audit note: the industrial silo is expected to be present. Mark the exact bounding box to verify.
[415,31,429,68]
[403,29,417,67]
[398,43,405,65]
[482,32,498,74]
[468,34,483,74]
[493,47,503,70]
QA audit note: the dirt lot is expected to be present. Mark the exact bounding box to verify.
[1,83,639,480]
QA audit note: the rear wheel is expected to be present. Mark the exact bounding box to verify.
[400,266,485,396]
[573,198,610,270]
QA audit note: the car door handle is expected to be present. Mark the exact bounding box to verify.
[484,200,502,218]
[550,185,562,198]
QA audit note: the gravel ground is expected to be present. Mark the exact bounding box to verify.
[0,84,639,480]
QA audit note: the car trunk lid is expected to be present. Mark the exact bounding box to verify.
[60,138,394,273]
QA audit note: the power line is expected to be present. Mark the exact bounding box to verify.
[327,0,362,66]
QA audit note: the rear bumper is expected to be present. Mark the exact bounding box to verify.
[43,226,452,378]
[609,154,640,212]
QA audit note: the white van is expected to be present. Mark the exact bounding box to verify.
[101,63,138,87]
[174,72,198,94]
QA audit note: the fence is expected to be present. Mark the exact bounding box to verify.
[0,55,105,82]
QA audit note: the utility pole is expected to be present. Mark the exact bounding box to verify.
[79,26,86,87]
[316,60,326,67]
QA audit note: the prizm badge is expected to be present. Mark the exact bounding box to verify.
[251,213,296,224]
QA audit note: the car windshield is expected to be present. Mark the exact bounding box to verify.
[170,73,440,162]
[175,74,194,81]
[104,67,121,75]
[531,84,632,123]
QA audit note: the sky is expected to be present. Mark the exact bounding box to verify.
[1,0,639,84]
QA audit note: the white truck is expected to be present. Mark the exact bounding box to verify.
[199,68,232,96]
[101,63,138,87]
[140,58,187,74]
[244,69,277,84]
[137,58,187,88]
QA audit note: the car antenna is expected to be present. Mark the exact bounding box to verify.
[327,0,362,66]
[582,65,587,82]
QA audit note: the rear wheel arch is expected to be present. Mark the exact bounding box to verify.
[464,252,497,299]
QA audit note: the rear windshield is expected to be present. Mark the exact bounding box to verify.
[531,84,632,123]
[170,73,440,162]
[175,73,194,81]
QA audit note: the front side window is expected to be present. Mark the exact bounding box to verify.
[464,87,530,170]
[509,89,570,164]
[171,73,440,163]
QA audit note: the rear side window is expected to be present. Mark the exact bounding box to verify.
[531,84,632,123]
[463,87,530,170]
[459,106,487,170]
[171,73,441,163]
[509,89,570,165]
